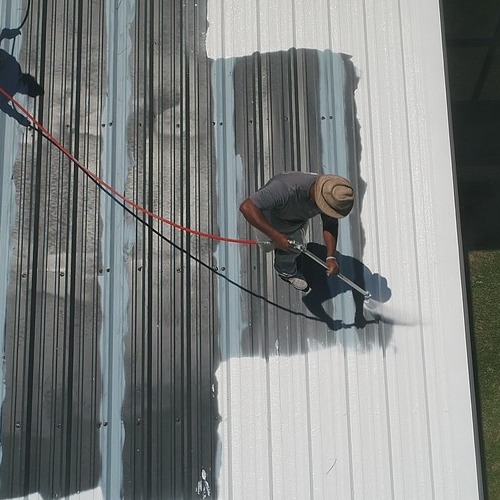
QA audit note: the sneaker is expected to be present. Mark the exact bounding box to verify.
[278,273,310,292]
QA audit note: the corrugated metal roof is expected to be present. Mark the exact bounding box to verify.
[0,0,482,498]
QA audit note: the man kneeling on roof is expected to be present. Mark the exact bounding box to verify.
[240,171,354,293]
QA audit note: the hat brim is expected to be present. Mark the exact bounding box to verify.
[314,175,353,219]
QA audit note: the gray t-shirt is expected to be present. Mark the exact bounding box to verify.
[250,171,338,234]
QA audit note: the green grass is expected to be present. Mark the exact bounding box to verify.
[468,250,500,499]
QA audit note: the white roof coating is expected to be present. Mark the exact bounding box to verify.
[208,0,481,498]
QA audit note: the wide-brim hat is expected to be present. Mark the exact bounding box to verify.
[314,175,354,218]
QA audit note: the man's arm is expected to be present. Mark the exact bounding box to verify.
[323,228,340,276]
[239,198,291,250]
[321,214,340,276]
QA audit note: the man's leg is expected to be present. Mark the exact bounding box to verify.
[274,226,309,291]
[274,248,300,276]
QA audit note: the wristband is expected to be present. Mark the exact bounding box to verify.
[326,256,336,261]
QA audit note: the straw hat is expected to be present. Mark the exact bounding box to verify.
[314,175,354,218]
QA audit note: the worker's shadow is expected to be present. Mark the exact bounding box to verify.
[0,44,43,126]
[297,242,391,331]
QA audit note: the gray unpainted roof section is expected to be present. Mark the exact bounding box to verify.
[0,0,482,499]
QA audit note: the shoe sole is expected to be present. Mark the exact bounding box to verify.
[278,275,310,293]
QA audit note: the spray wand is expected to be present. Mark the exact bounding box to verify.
[288,240,372,301]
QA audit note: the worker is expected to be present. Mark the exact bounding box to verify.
[240,171,354,292]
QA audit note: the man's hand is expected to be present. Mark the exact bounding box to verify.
[326,257,340,276]
[272,233,293,251]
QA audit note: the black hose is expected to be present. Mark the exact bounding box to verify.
[32,126,321,322]
[17,0,32,31]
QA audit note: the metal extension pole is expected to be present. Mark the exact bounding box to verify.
[289,241,372,301]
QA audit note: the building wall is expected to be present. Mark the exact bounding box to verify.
[0,0,482,498]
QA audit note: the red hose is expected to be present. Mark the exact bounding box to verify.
[0,86,257,245]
